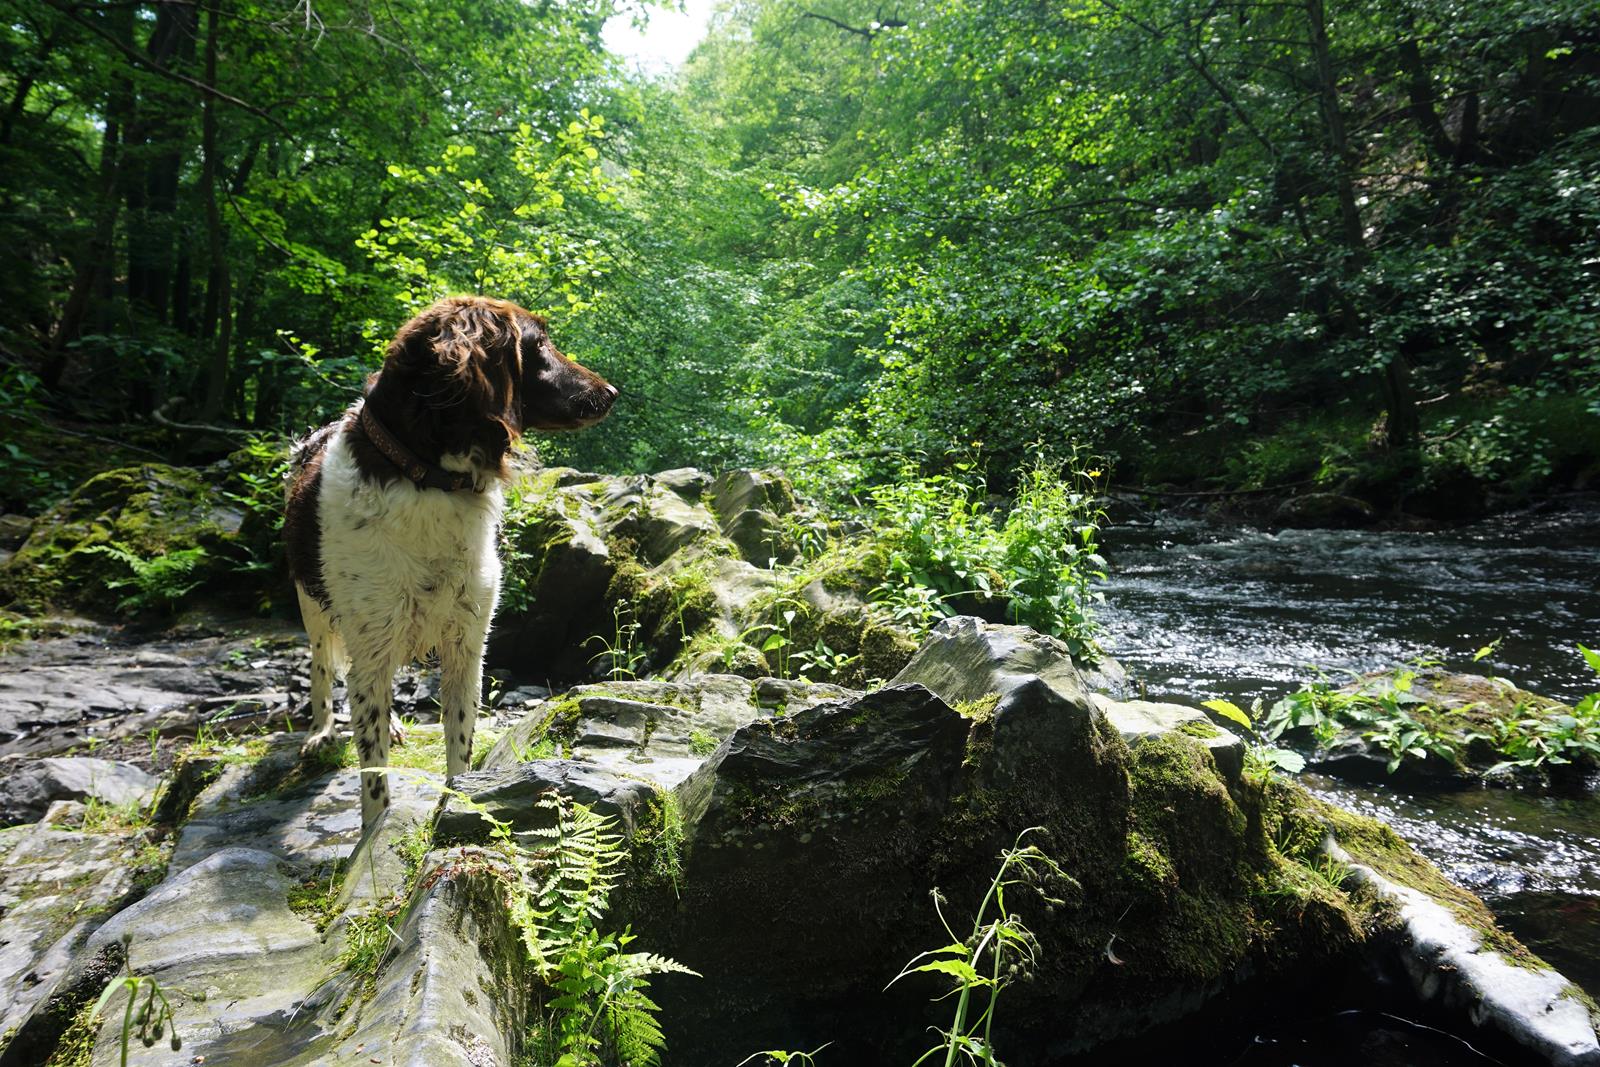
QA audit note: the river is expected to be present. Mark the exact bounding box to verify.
[1098,497,1600,1003]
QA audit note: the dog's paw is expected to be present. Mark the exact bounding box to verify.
[300,727,339,761]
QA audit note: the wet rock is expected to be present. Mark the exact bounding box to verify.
[1273,492,1377,529]
[0,756,159,825]
[1299,669,1591,788]
[1335,841,1600,1067]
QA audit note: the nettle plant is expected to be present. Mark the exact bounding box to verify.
[868,453,1107,659]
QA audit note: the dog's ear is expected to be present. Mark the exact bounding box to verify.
[388,298,522,435]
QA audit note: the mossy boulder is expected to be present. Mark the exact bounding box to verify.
[1293,669,1595,789]
[0,465,246,616]
[547,616,1589,1063]
[492,466,922,688]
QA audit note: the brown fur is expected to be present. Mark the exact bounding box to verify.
[282,418,341,608]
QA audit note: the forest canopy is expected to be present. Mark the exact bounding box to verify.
[2,0,1598,508]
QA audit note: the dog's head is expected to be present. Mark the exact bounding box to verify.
[370,295,617,475]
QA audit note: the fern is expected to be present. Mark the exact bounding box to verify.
[83,541,211,612]
[444,789,696,1067]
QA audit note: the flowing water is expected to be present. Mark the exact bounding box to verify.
[1098,497,1600,1009]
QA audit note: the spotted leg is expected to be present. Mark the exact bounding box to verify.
[348,656,400,831]
[440,616,490,779]
[296,584,344,759]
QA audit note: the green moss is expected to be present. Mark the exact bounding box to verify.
[2,464,243,615]
[1311,793,1548,969]
[1123,829,1178,899]
[1179,719,1223,739]
[631,788,686,892]
[41,997,98,1067]
[288,864,343,932]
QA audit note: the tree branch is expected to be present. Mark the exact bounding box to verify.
[40,0,286,130]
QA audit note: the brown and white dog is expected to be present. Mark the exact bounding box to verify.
[283,295,616,831]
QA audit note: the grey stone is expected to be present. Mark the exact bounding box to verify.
[0,824,142,1048]
[1333,841,1600,1067]
[708,469,796,525]
[653,467,714,502]
[332,849,530,1067]
[76,847,335,1066]
[437,759,659,844]
[0,756,160,825]
[597,476,721,564]
[892,615,1092,707]
[1092,695,1245,783]
[169,735,441,876]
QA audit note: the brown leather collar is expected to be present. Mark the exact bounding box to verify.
[358,406,481,493]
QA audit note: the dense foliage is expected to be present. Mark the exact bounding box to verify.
[2,0,1598,508]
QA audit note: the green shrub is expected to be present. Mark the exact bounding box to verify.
[868,452,1106,659]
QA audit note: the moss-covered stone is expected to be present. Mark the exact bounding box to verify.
[0,465,247,615]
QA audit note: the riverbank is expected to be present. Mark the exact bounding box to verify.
[1117,394,1600,528]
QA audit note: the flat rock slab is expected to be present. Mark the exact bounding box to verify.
[0,622,306,757]
[481,674,854,789]
[0,825,143,1048]
[0,756,159,825]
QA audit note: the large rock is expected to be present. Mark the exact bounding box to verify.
[590,617,1594,1064]
[0,824,149,1058]
[0,465,247,614]
[0,756,159,825]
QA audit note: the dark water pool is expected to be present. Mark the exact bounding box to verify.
[1097,499,1600,1007]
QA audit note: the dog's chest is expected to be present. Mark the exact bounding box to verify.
[318,431,503,641]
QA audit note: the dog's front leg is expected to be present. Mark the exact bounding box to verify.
[440,618,489,779]
[348,661,396,830]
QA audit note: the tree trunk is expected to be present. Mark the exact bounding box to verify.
[1306,0,1418,449]
[124,3,197,327]
[43,8,133,389]
[199,0,232,422]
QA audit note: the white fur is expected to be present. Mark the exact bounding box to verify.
[297,419,504,829]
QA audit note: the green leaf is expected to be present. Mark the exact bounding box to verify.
[907,958,988,985]
[1202,699,1253,732]
[1578,644,1600,675]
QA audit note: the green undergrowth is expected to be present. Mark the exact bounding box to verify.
[1122,392,1600,511]
[1262,650,1600,781]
